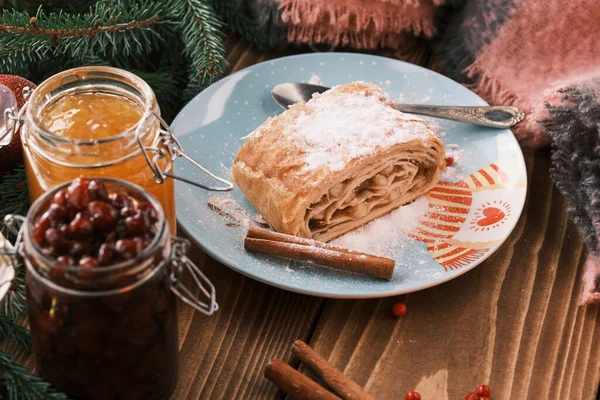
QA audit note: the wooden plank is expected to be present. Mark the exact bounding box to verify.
[299,149,600,400]
[170,244,323,400]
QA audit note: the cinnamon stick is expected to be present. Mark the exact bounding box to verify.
[247,227,372,254]
[264,359,341,400]
[245,228,395,280]
[292,340,374,400]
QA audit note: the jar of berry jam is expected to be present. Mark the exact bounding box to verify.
[2,178,217,400]
[3,66,232,234]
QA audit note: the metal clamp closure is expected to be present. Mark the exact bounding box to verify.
[1,87,31,147]
[136,111,234,192]
[169,237,218,315]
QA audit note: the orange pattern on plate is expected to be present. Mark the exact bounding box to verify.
[410,163,510,271]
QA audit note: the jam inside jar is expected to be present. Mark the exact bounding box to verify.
[22,179,180,400]
[21,67,176,233]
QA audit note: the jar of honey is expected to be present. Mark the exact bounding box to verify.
[2,177,217,400]
[10,67,232,233]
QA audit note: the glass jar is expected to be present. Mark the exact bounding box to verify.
[4,178,218,400]
[19,67,178,233]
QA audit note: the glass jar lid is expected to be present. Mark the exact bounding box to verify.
[0,84,17,147]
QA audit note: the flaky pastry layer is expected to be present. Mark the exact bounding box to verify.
[232,82,445,241]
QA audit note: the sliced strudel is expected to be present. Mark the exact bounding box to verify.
[232,81,445,242]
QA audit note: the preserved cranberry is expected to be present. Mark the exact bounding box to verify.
[41,246,58,258]
[44,228,67,250]
[78,256,97,268]
[78,257,97,281]
[88,201,118,231]
[124,212,150,235]
[44,204,67,223]
[98,242,114,266]
[69,241,92,258]
[32,216,51,245]
[56,255,74,266]
[88,179,109,202]
[109,192,132,211]
[115,239,140,260]
[137,202,158,224]
[58,223,69,236]
[52,190,68,207]
[69,213,94,235]
[67,178,91,209]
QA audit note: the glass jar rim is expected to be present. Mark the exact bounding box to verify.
[24,177,167,276]
[25,66,157,146]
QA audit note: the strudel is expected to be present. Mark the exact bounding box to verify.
[232,82,445,242]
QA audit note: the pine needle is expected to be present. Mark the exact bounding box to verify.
[0,352,69,400]
[0,315,31,351]
[0,1,173,72]
[173,0,228,92]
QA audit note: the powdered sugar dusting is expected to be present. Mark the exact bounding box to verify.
[208,196,263,228]
[288,83,432,172]
[331,196,429,257]
[308,73,323,85]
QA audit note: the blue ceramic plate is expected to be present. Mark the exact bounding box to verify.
[171,53,527,298]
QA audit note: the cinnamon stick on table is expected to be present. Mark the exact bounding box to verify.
[291,340,375,400]
[264,359,342,400]
[244,227,395,280]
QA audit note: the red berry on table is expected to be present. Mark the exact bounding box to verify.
[405,390,421,400]
[445,155,455,166]
[464,393,478,400]
[476,384,491,397]
[392,302,407,317]
[480,397,490,400]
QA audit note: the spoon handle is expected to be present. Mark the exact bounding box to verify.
[394,104,525,128]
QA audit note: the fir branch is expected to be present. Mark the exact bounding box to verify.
[0,165,28,239]
[0,1,173,72]
[211,0,268,49]
[0,315,31,351]
[173,0,228,89]
[0,351,69,400]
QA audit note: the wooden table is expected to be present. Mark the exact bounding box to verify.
[5,37,600,400]
[168,38,600,400]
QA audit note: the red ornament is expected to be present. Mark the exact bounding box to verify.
[0,74,36,173]
[445,155,455,166]
[392,302,407,317]
[404,390,421,400]
[476,384,491,397]
[464,393,478,400]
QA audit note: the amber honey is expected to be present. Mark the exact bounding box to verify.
[22,68,176,232]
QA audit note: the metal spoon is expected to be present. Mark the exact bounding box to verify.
[272,83,525,128]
